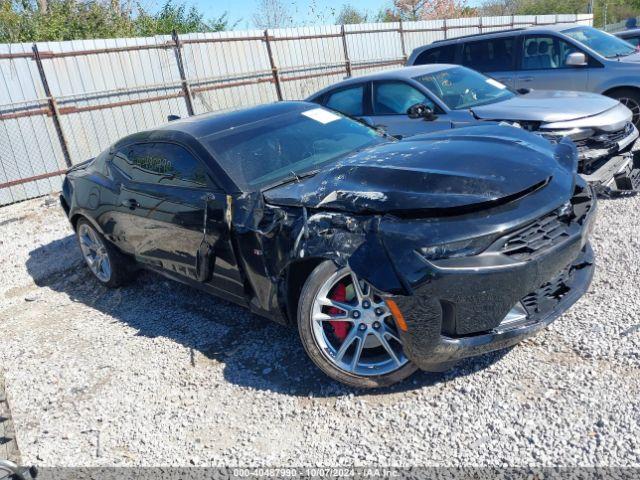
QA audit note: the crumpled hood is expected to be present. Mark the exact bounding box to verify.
[471,90,619,123]
[263,125,574,215]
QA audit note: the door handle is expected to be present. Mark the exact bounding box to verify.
[123,198,139,210]
[521,76,534,82]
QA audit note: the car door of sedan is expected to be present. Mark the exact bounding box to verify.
[109,142,244,298]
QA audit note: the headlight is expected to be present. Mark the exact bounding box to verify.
[540,128,594,142]
[419,236,494,261]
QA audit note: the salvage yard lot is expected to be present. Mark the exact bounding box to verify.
[0,193,639,467]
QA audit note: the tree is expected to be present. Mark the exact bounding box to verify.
[0,0,232,43]
[335,4,367,24]
[252,0,292,30]
[393,0,472,20]
[135,0,231,35]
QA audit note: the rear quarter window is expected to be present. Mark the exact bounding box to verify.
[461,37,515,72]
[414,44,456,65]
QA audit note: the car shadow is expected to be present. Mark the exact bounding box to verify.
[25,235,508,397]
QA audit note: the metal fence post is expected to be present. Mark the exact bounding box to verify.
[172,30,195,116]
[264,30,283,101]
[398,19,407,63]
[32,43,72,168]
[443,19,448,39]
[340,25,352,77]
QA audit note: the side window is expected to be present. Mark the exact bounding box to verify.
[522,35,582,70]
[460,37,515,72]
[625,36,640,47]
[112,143,209,188]
[324,85,364,116]
[373,82,435,115]
[414,44,455,65]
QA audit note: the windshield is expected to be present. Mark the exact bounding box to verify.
[413,66,515,110]
[203,107,386,190]
[563,26,636,58]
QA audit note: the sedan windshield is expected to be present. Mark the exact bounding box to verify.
[202,108,386,190]
[413,66,515,110]
[563,26,636,58]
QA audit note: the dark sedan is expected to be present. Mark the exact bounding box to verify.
[60,102,596,388]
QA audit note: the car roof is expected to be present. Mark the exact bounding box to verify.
[427,22,586,47]
[307,65,456,99]
[154,101,315,139]
[615,28,640,37]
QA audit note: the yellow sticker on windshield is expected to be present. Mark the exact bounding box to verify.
[302,108,341,124]
[486,78,507,89]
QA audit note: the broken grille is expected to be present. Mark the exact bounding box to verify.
[501,212,571,261]
[575,122,635,152]
[498,185,593,261]
[521,268,572,314]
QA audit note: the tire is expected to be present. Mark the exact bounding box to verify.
[297,260,417,389]
[607,88,640,127]
[75,218,134,288]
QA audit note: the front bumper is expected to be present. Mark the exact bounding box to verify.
[574,123,640,195]
[580,140,640,195]
[394,187,597,370]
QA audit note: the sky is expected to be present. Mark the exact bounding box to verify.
[197,0,400,30]
[196,0,487,30]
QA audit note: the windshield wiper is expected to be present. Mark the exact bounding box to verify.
[607,51,635,59]
[262,169,320,191]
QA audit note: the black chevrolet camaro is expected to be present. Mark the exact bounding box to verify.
[61,101,596,388]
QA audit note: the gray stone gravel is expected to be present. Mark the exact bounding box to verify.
[0,193,639,468]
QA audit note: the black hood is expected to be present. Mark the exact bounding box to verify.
[263,125,576,215]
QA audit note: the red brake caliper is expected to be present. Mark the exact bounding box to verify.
[328,282,350,342]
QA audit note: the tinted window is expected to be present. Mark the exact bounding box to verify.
[203,108,385,190]
[373,82,434,114]
[324,85,364,116]
[112,143,208,187]
[461,37,514,72]
[522,35,585,70]
[414,45,455,65]
[413,66,515,110]
[563,26,636,58]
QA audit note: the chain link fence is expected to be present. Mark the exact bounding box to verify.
[0,13,593,206]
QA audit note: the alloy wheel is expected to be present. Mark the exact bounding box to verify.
[619,96,640,126]
[310,267,409,377]
[78,223,112,283]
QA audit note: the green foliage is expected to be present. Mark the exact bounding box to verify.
[335,4,368,24]
[0,0,232,43]
[479,0,640,28]
[135,1,231,36]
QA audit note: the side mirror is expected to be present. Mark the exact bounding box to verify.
[565,52,588,67]
[407,103,438,121]
[167,114,181,122]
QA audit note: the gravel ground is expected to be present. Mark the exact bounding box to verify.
[0,193,639,468]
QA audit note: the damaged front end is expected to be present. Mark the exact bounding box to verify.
[497,103,640,196]
[235,125,595,370]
